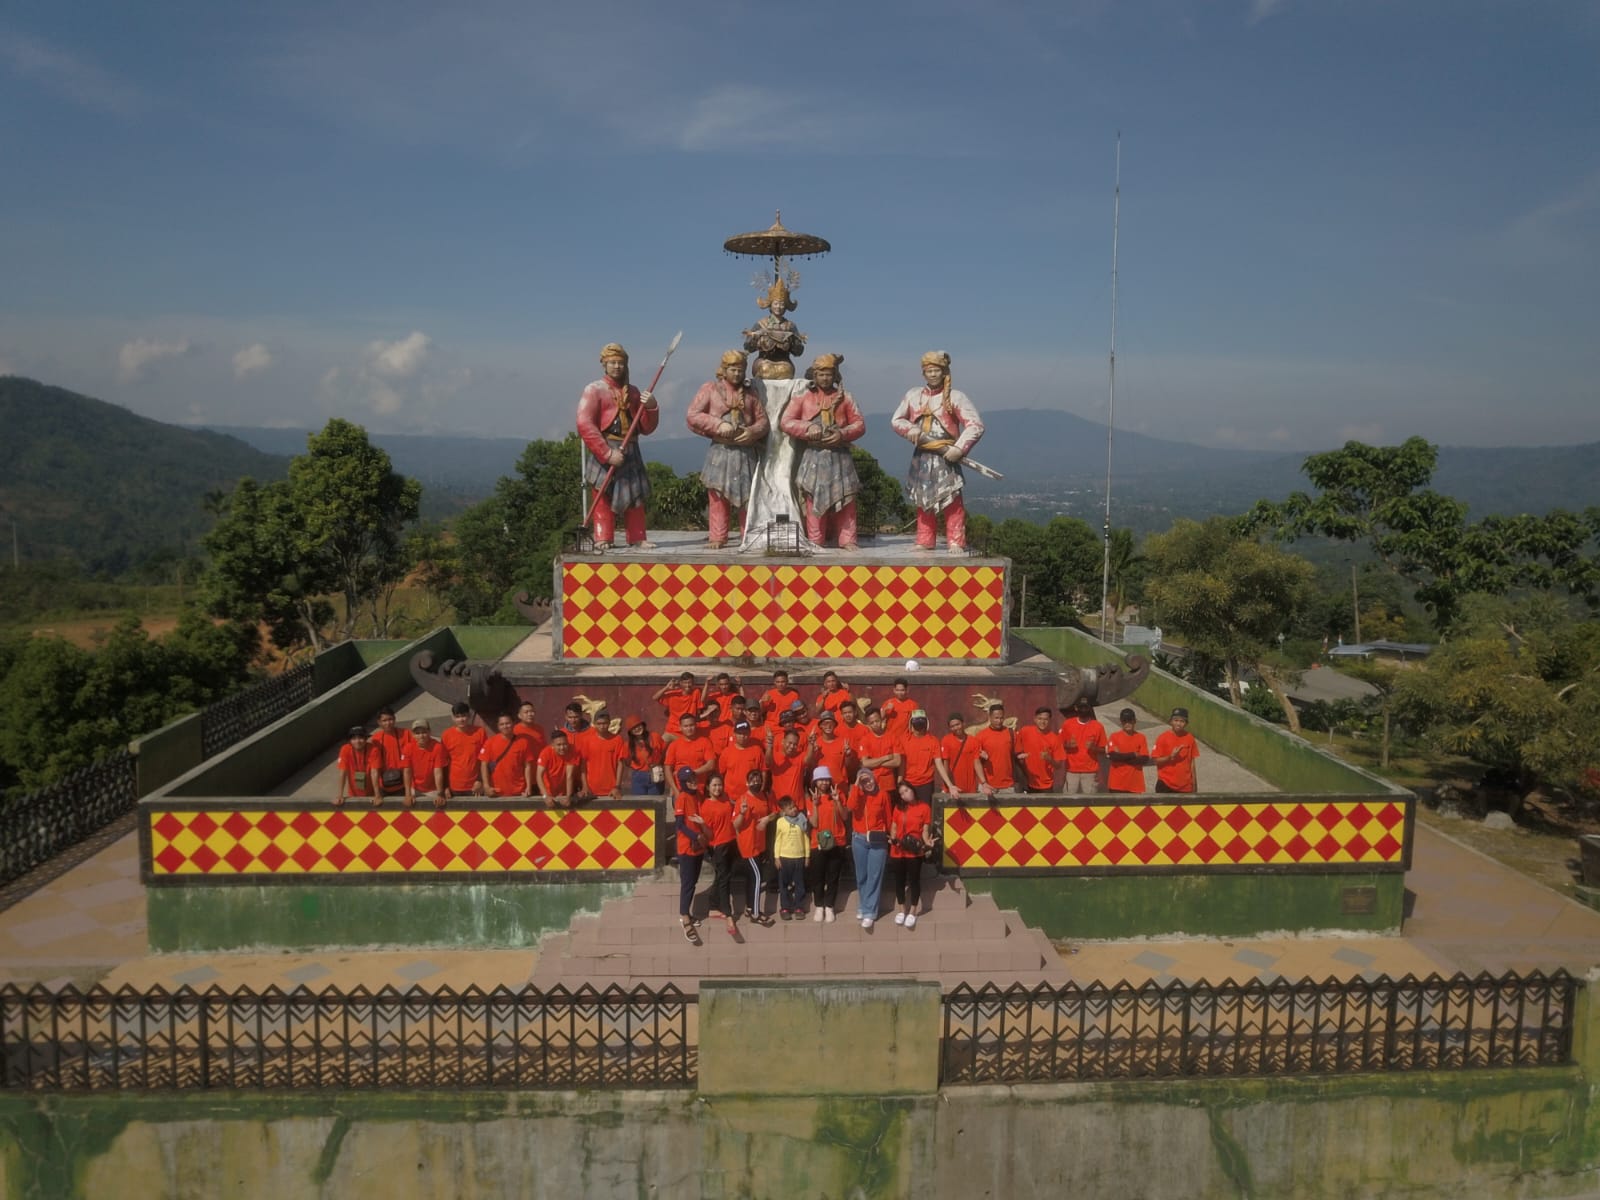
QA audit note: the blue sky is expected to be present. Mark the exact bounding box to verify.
[1,0,1596,451]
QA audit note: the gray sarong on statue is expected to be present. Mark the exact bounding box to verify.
[903,410,965,512]
[795,436,860,516]
[585,440,650,513]
[701,442,760,508]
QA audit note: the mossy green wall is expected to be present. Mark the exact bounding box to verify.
[966,871,1405,939]
[1019,627,1401,797]
[146,879,630,952]
[129,712,203,797]
[2,1068,1595,1200]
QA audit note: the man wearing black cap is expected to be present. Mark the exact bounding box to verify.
[718,719,767,805]
[1105,708,1151,795]
[1152,707,1200,793]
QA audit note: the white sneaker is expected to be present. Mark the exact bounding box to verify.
[905,914,917,930]
[824,908,836,923]
[862,917,875,931]
[813,905,825,923]
[893,912,907,926]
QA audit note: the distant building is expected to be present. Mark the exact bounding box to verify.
[1327,640,1432,664]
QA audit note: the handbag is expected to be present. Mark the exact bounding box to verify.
[650,764,666,784]
[898,833,926,856]
[381,768,404,790]
[867,830,889,849]
[817,829,835,851]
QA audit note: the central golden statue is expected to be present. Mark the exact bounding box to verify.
[742,279,807,380]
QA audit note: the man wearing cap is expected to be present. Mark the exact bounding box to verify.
[900,709,955,803]
[401,719,450,810]
[889,350,985,553]
[1153,707,1201,793]
[1105,708,1151,795]
[717,720,768,805]
[687,350,769,549]
[781,353,866,549]
[576,342,660,550]
[1059,698,1108,794]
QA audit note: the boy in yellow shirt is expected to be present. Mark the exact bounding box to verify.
[770,795,811,920]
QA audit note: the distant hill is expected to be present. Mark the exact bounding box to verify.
[1,378,290,572]
[218,411,1600,532]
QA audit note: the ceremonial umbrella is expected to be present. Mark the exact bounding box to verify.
[723,211,831,281]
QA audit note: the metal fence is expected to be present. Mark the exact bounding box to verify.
[941,970,1579,1084]
[0,982,697,1091]
[199,662,314,759]
[1,664,317,891]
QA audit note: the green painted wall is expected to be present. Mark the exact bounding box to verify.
[158,628,459,798]
[1019,627,1402,797]
[311,641,365,696]
[145,879,630,952]
[129,712,203,797]
[2,1067,1595,1199]
[965,871,1405,939]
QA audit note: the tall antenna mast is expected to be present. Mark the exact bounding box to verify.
[1098,134,1122,643]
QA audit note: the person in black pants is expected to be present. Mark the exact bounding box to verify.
[671,766,707,943]
[887,780,935,930]
[804,766,850,923]
[699,773,740,938]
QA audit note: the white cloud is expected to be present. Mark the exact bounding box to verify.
[367,381,403,416]
[232,342,273,379]
[365,330,431,378]
[118,337,191,382]
[0,30,145,116]
[1247,0,1286,26]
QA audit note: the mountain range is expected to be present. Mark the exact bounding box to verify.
[3,376,1594,571]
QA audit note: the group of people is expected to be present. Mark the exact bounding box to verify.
[579,340,985,553]
[330,676,1203,940]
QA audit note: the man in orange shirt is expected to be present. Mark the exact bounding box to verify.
[855,706,902,795]
[401,718,450,810]
[705,673,744,728]
[879,679,920,740]
[973,702,1023,795]
[334,726,383,809]
[479,713,534,798]
[513,701,548,759]
[811,710,853,788]
[767,725,813,806]
[1060,697,1108,794]
[941,712,982,794]
[654,672,706,741]
[814,671,852,717]
[718,721,768,804]
[708,695,754,754]
[439,703,487,800]
[536,727,582,806]
[369,707,414,801]
[899,709,955,803]
[1014,706,1063,793]
[1105,708,1151,795]
[758,669,800,731]
[664,713,715,797]
[1152,707,1201,793]
[576,707,627,799]
[836,698,871,763]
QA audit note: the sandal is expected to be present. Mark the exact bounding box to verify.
[681,921,702,945]
[725,919,741,941]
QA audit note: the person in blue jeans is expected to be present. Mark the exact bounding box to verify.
[845,767,890,930]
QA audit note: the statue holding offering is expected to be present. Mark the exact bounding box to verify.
[686,350,769,548]
[742,278,807,380]
[889,350,984,554]
[781,353,865,550]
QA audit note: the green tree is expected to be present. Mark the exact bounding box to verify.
[645,462,707,531]
[1246,438,1600,630]
[851,448,915,536]
[1144,517,1316,727]
[996,515,1110,627]
[201,420,421,651]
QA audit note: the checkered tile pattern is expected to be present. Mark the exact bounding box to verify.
[943,799,1407,870]
[146,807,658,878]
[559,560,1006,660]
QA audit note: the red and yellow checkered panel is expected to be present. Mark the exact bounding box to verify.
[559,560,1006,660]
[943,799,1407,871]
[147,807,657,879]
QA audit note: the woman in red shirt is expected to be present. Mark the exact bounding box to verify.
[888,781,934,930]
[804,766,850,923]
[733,770,776,926]
[699,773,740,938]
[846,768,890,930]
[625,714,666,795]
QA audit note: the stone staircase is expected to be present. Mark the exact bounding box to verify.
[529,872,1070,990]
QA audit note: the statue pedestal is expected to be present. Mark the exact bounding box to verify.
[740,378,811,552]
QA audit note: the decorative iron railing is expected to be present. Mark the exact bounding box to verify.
[0,982,697,1091]
[941,971,1579,1084]
[199,662,314,759]
[0,750,137,889]
[1,664,317,891]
